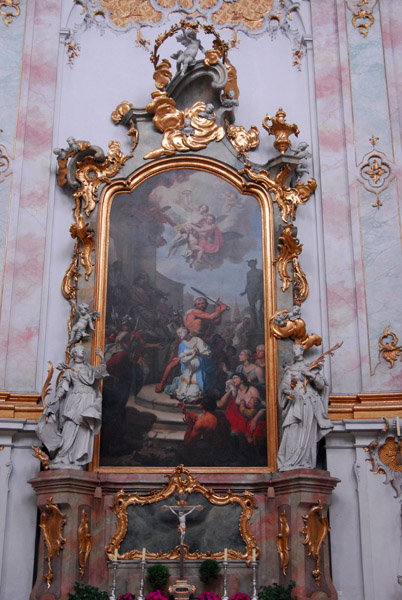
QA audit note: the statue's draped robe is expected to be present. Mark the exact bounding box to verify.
[38,361,108,467]
[277,363,332,471]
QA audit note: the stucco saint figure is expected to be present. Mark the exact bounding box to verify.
[277,343,333,471]
[36,345,108,469]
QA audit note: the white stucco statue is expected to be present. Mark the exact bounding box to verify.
[277,343,333,471]
[36,345,108,469]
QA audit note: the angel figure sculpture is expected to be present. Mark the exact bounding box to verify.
[68,301,100,347]
[171,29,205,75]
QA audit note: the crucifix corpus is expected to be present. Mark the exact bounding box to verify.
[162,494,203,600]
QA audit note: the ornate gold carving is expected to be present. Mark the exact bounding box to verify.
[74,140,131,217]
[262,108,299,155]
[226,123,260,158]
[105,465,259,564]
[274,224,308,304]
[222,59,239,102]
[374,326,402,371]
[39,497,66,588]
[361,155,390,187]
[111,101,138,153]
[365,423,402,497]
[276,510,289,576]
[144,94,225,160]
[346,1,376,37]
[0,0,20,26]
[66,39,81,66]
[32,446,50,470]
[55,140,90,188]
[329,393,402,420]
[70,214,95,281]
[270,308,322,351]
[244,163,317,223]
[62,243,80,301]
[40,361,54,408]
[301,499,330,587]
[78,509,92,579]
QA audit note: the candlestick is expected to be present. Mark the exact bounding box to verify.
[397,416,400,437]
[114,549,118,562]
[250,559,258,600]
[109,559,118,600]
[224,547,227,561]
[222,558,229,600]
[138,552,146,600]
[252,548,256,562]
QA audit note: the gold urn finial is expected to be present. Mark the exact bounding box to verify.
[262,108,300,154]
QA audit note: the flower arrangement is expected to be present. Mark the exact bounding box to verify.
[118,595,135,600]
[145,590,169,600]
[198,592,221,600]
[231,594,250,600]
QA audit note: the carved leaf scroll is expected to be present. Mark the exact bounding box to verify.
[105,464,259,565]
[39,497,66,588]
[274,224,308,304]
[301,499,330,587]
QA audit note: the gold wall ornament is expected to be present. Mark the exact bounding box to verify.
[222,59,240,102]
[365,420,402,497]
[244,163,317,223]
[39,497,67,588]
[55,140,90,188]
[270,308,322,351]
[274,224,308,304]
[105,464,259,564]
[373,326,402,372]
[276,510,290,576]
[62,242,80,301]
[346,0,376,37]
[262,108,299,155]
[144,94,225,160]
[301,499,330,587]
[226,122,260,158]
[69,214,95,281]
[0,0,20,26]
[31,446,50,470]
[111,101,139,153]
[66,38,81,67]
[78,509,92,579]
[73,140,131,217]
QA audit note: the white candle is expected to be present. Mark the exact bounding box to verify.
[142,547,146,561]
[114,549,118,562]
[224,548,227,561]
[397,416,400,437]
[252,548,256,562]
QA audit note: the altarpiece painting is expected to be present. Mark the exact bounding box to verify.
[94,158,276,470]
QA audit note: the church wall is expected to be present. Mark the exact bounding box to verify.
[0,1,402,599]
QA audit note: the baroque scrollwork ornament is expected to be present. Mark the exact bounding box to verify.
[301,499,330,587]
[276,510,290,576]
[346,0,377,37]
[105,465,259,564]
[78,509,92,578]
[39,497,67,588]
[373,326,402,373]
[270,306,321,351]
[274,224,308,304]
[244,163,317,223]
[358,136,392,208]
[0,0,20,26]
[365,418,402,498]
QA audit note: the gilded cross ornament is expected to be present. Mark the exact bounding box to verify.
[358,138,391,208]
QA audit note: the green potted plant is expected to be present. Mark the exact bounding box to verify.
[258,581,297,600]
[199,559,221,584]
[147,564,170,590]
[67,582,109,599]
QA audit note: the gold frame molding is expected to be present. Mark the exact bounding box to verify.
[105,465,259,564]
[92,154,278,473]
[329,393,402,420]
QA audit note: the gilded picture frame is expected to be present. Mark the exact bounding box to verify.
[92,155,278,472]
